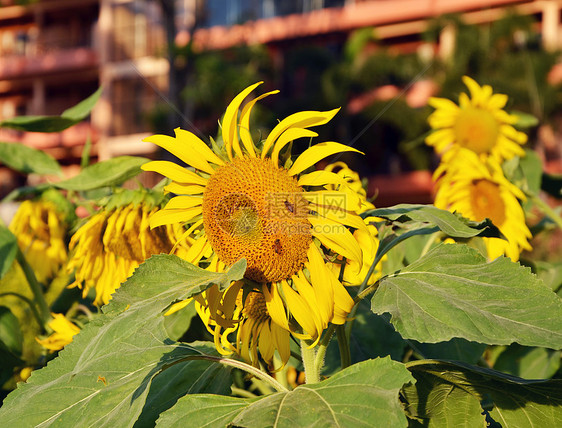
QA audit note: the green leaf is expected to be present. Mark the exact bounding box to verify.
[371,244,562,348]
[54,156,149,191]
[163,301,197,341]
[0,255,246,427]
[365,204,501,238]
[402,360,562,428]
[511,110,539,129]
[0,88,102,132]
[324,302,407,376]
[157,357,414,428]
[0,306,23,356]
[493,344,561,379]
[0,225,18,279]
[411,338,487,364]
[518,150,543,195]
[0,142,62,176]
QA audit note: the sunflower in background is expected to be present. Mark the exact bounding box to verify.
[9,195,68,283]
[143,82,371,368]
[426,75,527,167]
[426,76,532,261]
[67,189,191,306]
[434,149,532,261]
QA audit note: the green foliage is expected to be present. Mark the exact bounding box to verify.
[157,357,414,428]
[0,88,102,133]
[0,226,18,280]
[0,142,62,177]
[0,256,246,426]
[372,244,562,348]
[402,360,562,427]
[54,156,149,191]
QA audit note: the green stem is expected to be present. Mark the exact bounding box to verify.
[314,324,335,377]
[530,193,562,230]
[353,277,383,305]
[16,249,51,329]
[231,386,258,398]
[336,325,351,369]
[163,355,288,392]
[300,339,320,384]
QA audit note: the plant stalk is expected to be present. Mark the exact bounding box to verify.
[16,249,52,330]
[530,193,562,230]
[300,339,320,384]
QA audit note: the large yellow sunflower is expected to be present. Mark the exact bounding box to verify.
[434,149,532,261]
[426,76,527,165]
[143,82,368,367]
[67,199,191,306]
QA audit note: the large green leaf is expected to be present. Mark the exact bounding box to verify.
[0,88,102,133]
[0,225,18,279]
[156,357,414,428]
[0,142,62,176]
[493,344,561,380]
[402,360,562,428]
[0,255,247,427]
[411,338,487,364]
[54,156,149,191]
[371,244,562,348]
[365,204,501,238]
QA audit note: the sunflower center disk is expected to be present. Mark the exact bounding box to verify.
[454,107,500,154]
[469,179,506,226]
[202,157,312,283]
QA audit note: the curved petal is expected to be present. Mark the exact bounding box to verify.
[239,90,279,157]
[288,142,363,176]
[262,108,340,158]
[163,196,203,210]
[142,161,208,186]
[271,128,318,167]
[222,82,263,160]
[174,129,225,166]
[143,133,215,175]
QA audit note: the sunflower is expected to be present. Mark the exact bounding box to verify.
[36,313,80,352]
[426,76,527,165]
[322,162,384,286]
[9,198,67,283]
[434,149,532,261]
[67,197,191,306]
[143,82,368,367]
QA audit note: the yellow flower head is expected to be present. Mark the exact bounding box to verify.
[322,162,383,285]
[36,313,80,352]
[9,199,67,283]
[426,76,527,164]
[143,82,370,366]
[67,198,190,306]
[434,149,532,261]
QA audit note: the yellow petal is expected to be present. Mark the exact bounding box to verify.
[148,207,202,228]
[281,280,319,340]
[143,133,216,175]
[222,82,263,160]
[262,108,340,158]
[272,128,318,168]
[163,196,203,210]
[239,90,280,157]
[264,283,290,330]
[297,170,349,187]
[164,298,193,316]
[163,183,205,195]
[174,129,225,166]
[288,142,363,176]
[142,161,208,186]
[309,216,362,262]
[305,245,334,324]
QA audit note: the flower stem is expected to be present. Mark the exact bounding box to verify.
[16,249,51,330]
[313,324,335,377]
[336,325,351,369]
[300,339,320,384]
[530,193,562,230]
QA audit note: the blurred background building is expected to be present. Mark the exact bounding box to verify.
[1,0,562,205]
